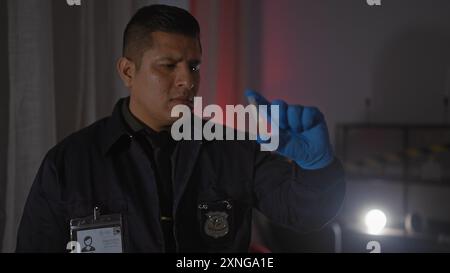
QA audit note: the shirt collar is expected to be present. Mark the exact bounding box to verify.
[101,97,134,155]
[101,97,206,155]
[121,97,173,147]
[121,97,146,132]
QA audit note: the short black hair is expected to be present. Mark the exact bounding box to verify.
[122,4,201,69]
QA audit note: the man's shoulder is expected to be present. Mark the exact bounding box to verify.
[47,116,112,159]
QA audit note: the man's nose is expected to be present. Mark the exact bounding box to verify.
[175,65,195,90]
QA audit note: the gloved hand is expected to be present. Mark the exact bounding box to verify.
[245,90,334,170]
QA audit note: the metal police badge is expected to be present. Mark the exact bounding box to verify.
[204,211,229,238]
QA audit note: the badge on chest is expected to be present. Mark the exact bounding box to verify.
[198,199,234,245]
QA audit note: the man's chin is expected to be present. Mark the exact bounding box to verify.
[166,111,191,125]
[168,103,193,118]
[169,100,194,111]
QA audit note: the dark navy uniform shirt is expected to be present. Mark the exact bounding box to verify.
[16,97,346,252]
[121,98,176,252]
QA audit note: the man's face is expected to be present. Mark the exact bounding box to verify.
[121,31,201,131]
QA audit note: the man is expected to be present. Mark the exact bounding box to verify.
[16,4,345,252]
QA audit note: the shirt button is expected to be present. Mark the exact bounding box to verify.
[126,134,133,145]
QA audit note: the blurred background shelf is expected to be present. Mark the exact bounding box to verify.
[334,123,450,252]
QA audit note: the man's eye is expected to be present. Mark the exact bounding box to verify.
[191,64,200,72]
[163,64,176,69]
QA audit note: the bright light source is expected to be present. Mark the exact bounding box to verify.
[365,209,387,235]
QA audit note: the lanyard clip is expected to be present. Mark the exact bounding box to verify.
[93,206,101,221]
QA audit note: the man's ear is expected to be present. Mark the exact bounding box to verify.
[117,57,136,88]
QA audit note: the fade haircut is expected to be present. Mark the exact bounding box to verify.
[122,4,201,69]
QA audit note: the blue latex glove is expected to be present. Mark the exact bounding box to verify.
[245,89,334,170]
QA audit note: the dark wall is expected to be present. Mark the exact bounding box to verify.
[260,0,450,141]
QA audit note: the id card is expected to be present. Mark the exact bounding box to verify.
[69,207,123,253]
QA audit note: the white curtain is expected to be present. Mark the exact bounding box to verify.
[2,0,189,253]
[3,0,57,253]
